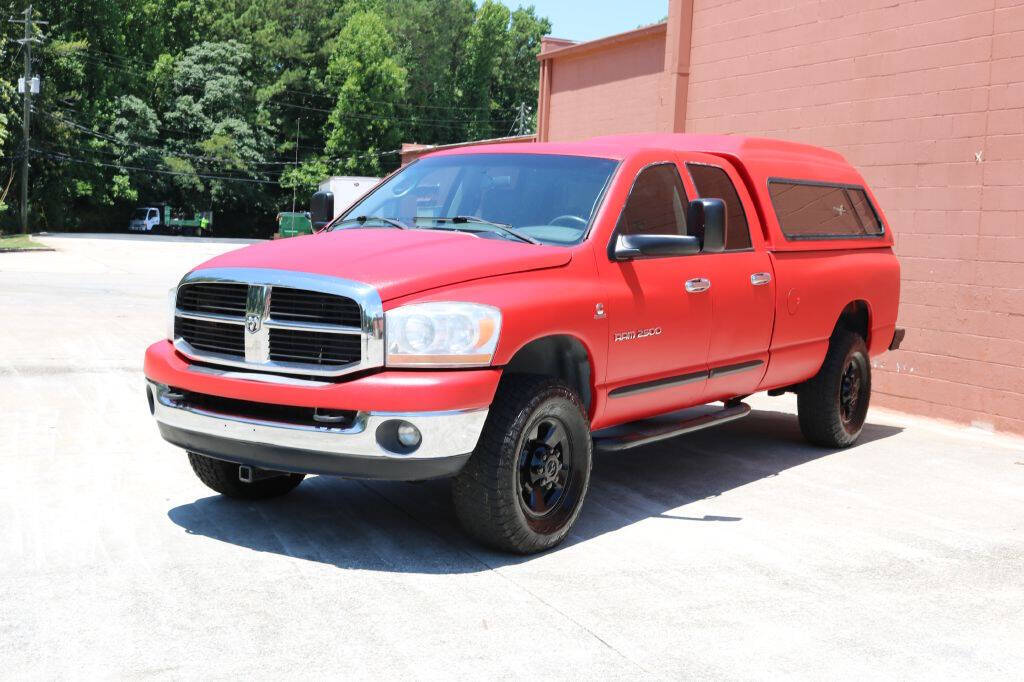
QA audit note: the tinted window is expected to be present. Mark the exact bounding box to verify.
[769,180,883,238]
[340,154,619,246]
[687,164,752,250]
[617,164,688,237]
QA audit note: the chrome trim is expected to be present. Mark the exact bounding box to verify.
[174,309,246,325]
[244,284,271,363]
[186,364,332,387]
[173,267,384,378]
[264,319,363,335]
[685,277,711,293]
[750,272,772,286]
[149,382,487,460]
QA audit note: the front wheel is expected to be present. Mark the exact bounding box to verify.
[452,376,592,554]
[797,330,871,448]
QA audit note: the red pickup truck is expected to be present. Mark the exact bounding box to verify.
[145,134,903,553]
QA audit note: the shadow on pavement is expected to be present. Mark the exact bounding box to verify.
[167,408,901,573]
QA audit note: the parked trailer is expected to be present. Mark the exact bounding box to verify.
[310,176,380,230]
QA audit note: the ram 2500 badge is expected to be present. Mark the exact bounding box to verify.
[145,134,904,554]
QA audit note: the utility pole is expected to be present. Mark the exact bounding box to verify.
[291,118,300,214]
[11,5,46,234]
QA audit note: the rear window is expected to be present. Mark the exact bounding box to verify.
[768,180,883,239]
[687,163,752,250]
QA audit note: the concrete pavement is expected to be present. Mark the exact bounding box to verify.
[2,234,1022,679]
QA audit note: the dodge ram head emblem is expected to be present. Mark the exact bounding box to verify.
[246,314,262,333]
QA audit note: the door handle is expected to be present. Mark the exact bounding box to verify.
[750,272,771,286]
[685,277,711,293]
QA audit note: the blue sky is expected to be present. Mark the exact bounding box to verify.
[498,1,669,42]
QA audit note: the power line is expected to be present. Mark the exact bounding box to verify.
[33,140,408,185]
[35,149,281,185]
[270,100,517,127]
[40,108,406,167]
[39,110,290,166]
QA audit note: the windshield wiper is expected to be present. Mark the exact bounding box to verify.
[331,215,408,230]
[415,215,540,245]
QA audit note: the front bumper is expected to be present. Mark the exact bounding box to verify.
[148,382,487,480]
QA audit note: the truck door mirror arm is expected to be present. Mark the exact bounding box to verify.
[611,233,702,260]
[687,198,726,253]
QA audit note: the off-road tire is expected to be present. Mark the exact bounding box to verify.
[452,375,592,554]
[797,330,871,448]
[187,452,305,499]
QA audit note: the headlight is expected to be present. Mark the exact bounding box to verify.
[166,287,178,341]
[385,302,501,367]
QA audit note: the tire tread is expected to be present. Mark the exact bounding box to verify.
[797,330,870,448]
[452,375,591,554]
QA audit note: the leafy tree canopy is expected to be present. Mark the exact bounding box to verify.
[0,0,551,235]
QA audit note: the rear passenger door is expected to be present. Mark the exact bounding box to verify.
[682,159,774,401]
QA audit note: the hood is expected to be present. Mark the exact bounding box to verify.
[193,228,573,301]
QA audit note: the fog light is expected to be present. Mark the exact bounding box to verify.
[397,422,422,447]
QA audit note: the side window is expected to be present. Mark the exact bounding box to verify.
[769,180,883,238]
[687,163,752,250]
[616,163,688,237]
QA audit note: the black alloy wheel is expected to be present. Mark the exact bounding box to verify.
[839,359,863,426]
[453,375,592,553]
[518,417,576,525]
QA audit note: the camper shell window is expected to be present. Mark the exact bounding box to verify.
[768,179,884,240]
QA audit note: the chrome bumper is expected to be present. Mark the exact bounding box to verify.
[147,382,488,480]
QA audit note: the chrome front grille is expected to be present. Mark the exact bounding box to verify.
[177,282,248,316]
[174,316,245,356]
[172,268,384,377]
[269,287,362,326]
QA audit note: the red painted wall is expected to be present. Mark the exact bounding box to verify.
[537,0,1024,435]
[685,0,1024,434]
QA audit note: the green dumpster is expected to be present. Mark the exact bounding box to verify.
[277,212,314,238]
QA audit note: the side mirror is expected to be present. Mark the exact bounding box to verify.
[687,198,726,253]
[611,233,701,261]
[310,190,335,231]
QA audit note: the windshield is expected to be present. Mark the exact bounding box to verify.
[335,153,619,246]
[132,209,150,220]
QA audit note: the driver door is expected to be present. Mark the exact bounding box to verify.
[596,161,713,426]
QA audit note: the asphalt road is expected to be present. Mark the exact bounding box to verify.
[2,234,1022,679]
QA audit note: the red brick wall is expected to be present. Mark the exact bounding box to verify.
[539,25,673,141]
[685,0,1024,434]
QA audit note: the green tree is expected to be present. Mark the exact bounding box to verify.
[0,0,553,234]
[494,7,550,133]
[458,0,511,140]
[158,41,275,213]
[324,11,407,176]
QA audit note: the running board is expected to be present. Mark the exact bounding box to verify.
[592,402,751,452]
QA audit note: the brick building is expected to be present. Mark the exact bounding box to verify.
[535,0,1023,434]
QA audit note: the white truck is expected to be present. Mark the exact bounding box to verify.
[311,176,380,230]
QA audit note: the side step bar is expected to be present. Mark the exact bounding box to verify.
[592,402,751,452]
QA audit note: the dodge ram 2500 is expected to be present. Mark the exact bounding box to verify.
[145,133,904,554]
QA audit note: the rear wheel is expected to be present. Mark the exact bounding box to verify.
[452,375,592,554]
[797,330,871,448]
[187,452,305,499]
